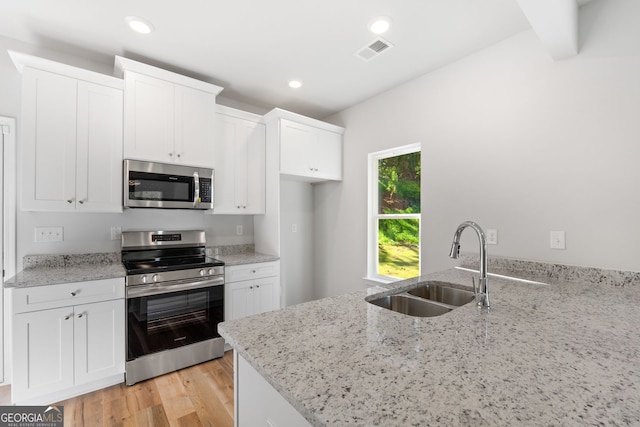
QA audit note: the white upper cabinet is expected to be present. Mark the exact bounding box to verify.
[280,119,342,181]
[264,108,344,182]
[122,72,174,163]
[212,106,266,214]
[11,51,124,212]
[115,56,223,168]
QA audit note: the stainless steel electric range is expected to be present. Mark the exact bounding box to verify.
[121,230,225,385]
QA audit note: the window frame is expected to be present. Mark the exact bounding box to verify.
[367,143,421,283]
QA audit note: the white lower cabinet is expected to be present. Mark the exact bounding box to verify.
[236,352,311,427]
[225,262,280,321]
[11,278,125,404]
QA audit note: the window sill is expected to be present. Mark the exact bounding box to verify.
[362,276,401,286]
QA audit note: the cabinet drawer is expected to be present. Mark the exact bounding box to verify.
[226,262,279,283]
[13,278,125,314]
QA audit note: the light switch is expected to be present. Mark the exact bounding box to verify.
[550,231,566,250]
[35,227,64,242]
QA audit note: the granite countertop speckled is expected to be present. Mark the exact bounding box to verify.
[216,252,279,266]
[4,253,126,288]
[4,249,278,288]
[219,265,640,426]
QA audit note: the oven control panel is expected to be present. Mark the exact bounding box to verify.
[152,233,182,242]
[126,266,225,287]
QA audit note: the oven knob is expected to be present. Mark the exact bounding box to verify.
[208,268,214,275]
[152,274,159,283]
[200,269,206,276]
[141,275,148,284]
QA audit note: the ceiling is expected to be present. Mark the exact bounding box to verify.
[0,0,593,119]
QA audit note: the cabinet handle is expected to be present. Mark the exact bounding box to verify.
[77,313,84,318]
[64,314,73,320]
[177,153,181,158]
[252,270,257,273]
[67,199,73,204]
[237,206,241,209]
[249,286,253,289]
[78,200,84,204]
[256,285,260,288]
[169,152,173,157]
[70,291,78,296]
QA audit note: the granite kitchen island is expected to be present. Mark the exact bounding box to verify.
[218,261,640,426]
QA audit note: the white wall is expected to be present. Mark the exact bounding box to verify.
[0,35,255,272]
[280,179,315,305]
[316,0,640,298]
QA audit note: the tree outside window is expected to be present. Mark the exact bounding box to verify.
[368,144,421,281]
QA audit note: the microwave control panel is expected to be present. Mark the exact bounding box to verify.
[200,178,212,203]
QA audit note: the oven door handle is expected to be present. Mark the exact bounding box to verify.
[127,276,224,299]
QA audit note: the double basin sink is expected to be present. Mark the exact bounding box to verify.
[367,281,474,317]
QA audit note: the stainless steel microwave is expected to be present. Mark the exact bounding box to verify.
[124,159,213,209]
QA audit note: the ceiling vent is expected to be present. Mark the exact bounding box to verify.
[354,38,393,62]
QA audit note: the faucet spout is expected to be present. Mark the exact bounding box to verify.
[449,221,490,309]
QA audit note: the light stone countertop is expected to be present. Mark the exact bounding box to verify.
[215,251,279,266]
[4,253,126,288]
[219,266,640,426]
[3,249,278,288]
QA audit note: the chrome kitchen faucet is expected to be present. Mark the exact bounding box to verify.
[449,221,490,309]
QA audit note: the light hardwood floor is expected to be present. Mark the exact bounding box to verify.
[53,350,234,427]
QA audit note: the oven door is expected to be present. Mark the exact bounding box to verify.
[126,281,224,361]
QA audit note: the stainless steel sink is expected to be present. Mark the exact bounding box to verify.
[367,282,475,317]
[367,295,452,317]
[407,282,474,307]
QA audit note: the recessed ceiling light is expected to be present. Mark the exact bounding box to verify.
[125,16,154,34]
[288,80,302,89]
[368,16,391,35]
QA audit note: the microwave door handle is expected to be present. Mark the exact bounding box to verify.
[193,172,200,207]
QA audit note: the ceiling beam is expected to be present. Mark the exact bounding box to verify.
[517,0,579,60]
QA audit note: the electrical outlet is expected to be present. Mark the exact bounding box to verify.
[486,228,498,245]
[35,227,64,242]
[550,231,566,250]
[110,226,122,241]
[236,225,243,236]
[292,223,297,233]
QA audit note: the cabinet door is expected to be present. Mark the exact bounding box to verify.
[123,71,174,163]
[313,129,342,180]
[280,119,314,177]
[245,121,266,214]
[253,276,280,315]
[212,114,239,213]
[21,67,77,211]
[237,354,312,427]
[12,307,74,402]
[175,85,216,167]
[74,300,125,385]
[228,281,255,321]
[212,115,266,214]
[76,81,123,212]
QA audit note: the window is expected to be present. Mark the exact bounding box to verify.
[368,143,421,281]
